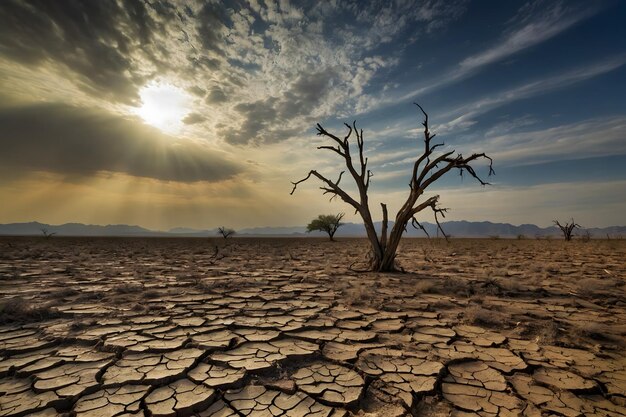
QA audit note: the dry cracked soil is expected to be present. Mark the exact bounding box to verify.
[0,236,625,417]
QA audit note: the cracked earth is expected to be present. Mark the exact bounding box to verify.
[0,237,625,416]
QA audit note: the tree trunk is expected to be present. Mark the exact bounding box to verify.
[372,222,405,271]
[378,252,397,272]
[368,245,400,272]
[361,210,383,262]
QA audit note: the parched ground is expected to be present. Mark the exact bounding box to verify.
[0,237,625,417]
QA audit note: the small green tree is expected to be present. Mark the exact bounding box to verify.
[307,213,344,241]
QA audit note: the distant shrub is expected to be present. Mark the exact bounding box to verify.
[554,218,580,241]
[218,226,236,239]
[465,305,508,327]
[0,297,59,323]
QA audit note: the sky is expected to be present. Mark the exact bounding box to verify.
[0,0,625,230]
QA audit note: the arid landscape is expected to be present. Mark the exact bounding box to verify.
[2,0,626,416]
[1,237,625,417]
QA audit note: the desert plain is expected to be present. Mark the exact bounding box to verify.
[0,236,625,417]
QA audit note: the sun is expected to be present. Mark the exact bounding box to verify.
[134,82,191,133]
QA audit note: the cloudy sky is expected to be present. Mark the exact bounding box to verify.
[1,0,625,230]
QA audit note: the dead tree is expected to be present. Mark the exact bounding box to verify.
[553,219,580,241]
[217,226,235,239]
[40,228,55,239]
[291,103,493,272]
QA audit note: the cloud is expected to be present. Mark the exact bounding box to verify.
[458,2,592,72]
[476,116,626,164]
[0,0,470,147]
[432,55,626,135]
[185,1,467,145]
[484,115,538,137]
[341,0,467,46]
[195,2,234,56]
[0,0,174,104]
[220,68,339,145]
[393,1,599,104]
[368,115,626,181]
[206,86,229,104]
[182,113,206,124]
[0,103,244,182]
[342,55,626,175]
[431,116,477,135]
[188,86,206,97]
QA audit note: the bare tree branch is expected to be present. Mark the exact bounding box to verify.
[335,171,345,186]
[291,170,360,211]
[432,205,450,242]
[317,145,345,157]
[290,171,315,195]
[410,195,440,216]
[291,103,493,271]
[411,216,430,238]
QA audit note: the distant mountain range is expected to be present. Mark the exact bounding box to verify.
[0,221,624,238]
